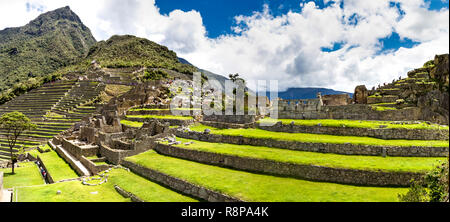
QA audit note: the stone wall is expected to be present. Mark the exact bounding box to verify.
[322,94,350,106]
[277,104,422,121]
[80,126,96,143]
[79,156,110,175]
[121,160,242,202]
[202,114,255,124]
[176,130,448,157]
[126,117,193,126]
[114,185,144,202]
[61,138,99,159]
[258,122,449,140]
[37,155,54,183]
[155,144,422,187]
[99,137,158,165]
[54,144,87,176]
[200,121,254,129]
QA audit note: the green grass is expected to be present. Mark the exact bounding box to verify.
[120,119,143,128]
[189,124,449,148]
[30,146,78,182]
[371,106,397,111]
[166,138,445,173]
[258,118,449,130]
[107,168,197,202]
[14,180,129,202]
[126,150,408,202]
[14,168,197,202]
[0,162,44,188]
[127,115,193,120]
[129,108,201,112]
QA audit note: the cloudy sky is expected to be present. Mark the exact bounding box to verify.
[0,0,448,92]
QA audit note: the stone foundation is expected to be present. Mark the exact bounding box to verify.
[155,144,422,187]
[79,156,110,174]
[258,122,449,140]
[114,185,144,202]
[121,160,242,202]
[176,130,449,157]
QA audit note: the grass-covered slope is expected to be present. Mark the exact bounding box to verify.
[126,150,408,202]
[0,6,96,92]
[86,35,196,74]
[189,124,449,147]
[164,138,446,173]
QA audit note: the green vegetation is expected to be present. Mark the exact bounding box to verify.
[87,35,196,74]
[399,160,448,202]
[29,145,78,182]
[0,162,44,188]
[0,6,96,98]
[14,168,197,202]
[126,150,408,202]
[0,111,37,173]
[423,60,435,68]
[120,120,143,128]
[129,108,201,112]
[189,124,449,147]
[166,138,445,173]
[127,115,194,120]
[258,118,448,130]
[143,69,169,80]
[371,105,397,111]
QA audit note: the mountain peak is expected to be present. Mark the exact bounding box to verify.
[29,6,82,26]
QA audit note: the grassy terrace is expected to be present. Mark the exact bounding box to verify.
[126,150,407,202]
[189,124,449,148]
[258,118,449,130]
[129,108,201,111]
[28,146,79,182]
[0,162,44,189]
[14,168,197,202]
[164,138,446,173]
[120,119,143,128]
[126,115,193,120]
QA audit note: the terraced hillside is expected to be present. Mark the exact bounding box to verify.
[0,80,104,160]
[112,106,448,201]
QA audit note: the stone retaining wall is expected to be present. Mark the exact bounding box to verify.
[200,121,254,129]
[37,155,54,183]
[277,104,422,121]
[114,185,144,202]
[121,160,242,202]
[176,130,449,157]
[202,114,255,124]
[258,123,449,140]
[155,144,422,187]
[61,138,99,159]
[79,156,110,175]
[54,145,86,176]
[126,117,193,126]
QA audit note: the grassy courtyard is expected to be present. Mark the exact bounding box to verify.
[14,168,198,202]
[126,150,408,202]
[163,138,446,173]
[0,162,44,189]
[189,124,449,148]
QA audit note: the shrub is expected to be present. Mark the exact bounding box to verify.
[399,160,449,202]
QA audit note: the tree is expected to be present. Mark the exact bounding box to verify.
[0,112,37,174]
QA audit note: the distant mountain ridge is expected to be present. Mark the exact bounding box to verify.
[271,87,353,100]
[0,6,96,91]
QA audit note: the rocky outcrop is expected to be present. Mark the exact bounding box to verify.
[354,85,368,104]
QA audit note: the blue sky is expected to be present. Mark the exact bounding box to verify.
[157,0,447,53]
[0,0,448,91]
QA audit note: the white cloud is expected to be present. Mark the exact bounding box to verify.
[0,0,448,92]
